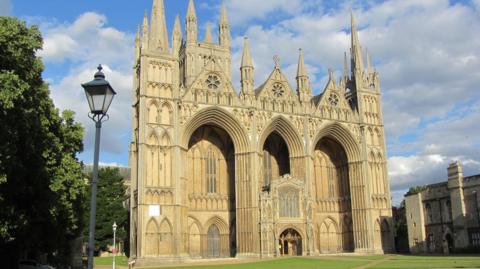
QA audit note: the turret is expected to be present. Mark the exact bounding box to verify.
[171,15,182,58]
[219,2,230,48]
[296,49,311,102]
[149,0,169,52]
[240,37,254,95]
[186,0,197,44]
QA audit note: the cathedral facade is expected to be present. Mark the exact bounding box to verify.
[129,0,393,264]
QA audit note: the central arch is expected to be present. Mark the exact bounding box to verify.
[259,116,304,158]
[259,116,305,180]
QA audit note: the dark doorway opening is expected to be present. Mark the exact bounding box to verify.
[278,228,302,256]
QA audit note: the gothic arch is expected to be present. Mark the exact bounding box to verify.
[319,216,340,253]
[311,122,360,162]
[181,107,249,153]
[319,217,339,253]
[147,101,159,124]
[276,225,305,240]
[159,217,173,255]
[145,218,159,256]
[160,131,171,146]
[259,116,304,158]
[147,132,160,145]
[203,216,229,235]
[159,101,173,125]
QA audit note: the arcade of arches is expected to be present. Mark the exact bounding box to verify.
[130,0,393,262]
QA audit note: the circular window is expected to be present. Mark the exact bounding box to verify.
[272,83,284,98]
[206,75,220,90]
[328,93,339,106]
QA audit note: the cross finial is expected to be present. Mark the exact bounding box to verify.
[273,55,280,69]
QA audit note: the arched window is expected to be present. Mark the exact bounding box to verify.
[279,187,299,218]
[206,147,217,193]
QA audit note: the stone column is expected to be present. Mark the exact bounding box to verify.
[235,152,260,257]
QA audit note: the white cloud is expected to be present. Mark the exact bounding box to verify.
[37,12,134,162]
[35,1,480,203]
[0,0,11,16]
[227,0,480,204]
[38,12,132,68]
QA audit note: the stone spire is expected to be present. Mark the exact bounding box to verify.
[350,10,364,78]
[204,22,213,43]
[366,47,373,74]
[296,49,311,102]
[296,48,308,78]
[219,1,231,48]
[135,24,140,46]
[149,0,169,52]
[134,24,141,60]
[344,51,349,80]
[240,37,254,94]
[186,0,198,43]
[141,11,149,49]
[172,15,182,57]
[241,37,253,68]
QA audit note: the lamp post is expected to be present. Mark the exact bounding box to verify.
[113,222,117,269]
[82,65,116,269]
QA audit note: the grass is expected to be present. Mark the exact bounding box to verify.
[370,255,480,269]
[94,255,129,267]
[94,255,480,269]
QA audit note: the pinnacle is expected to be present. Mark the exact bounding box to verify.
[220,1,228,25]
[296,48,308,78]
[204,22,213,43]
[187,0,196,18]
[241,37,253,68]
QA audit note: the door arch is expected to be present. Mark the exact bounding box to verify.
[278,228,302,256]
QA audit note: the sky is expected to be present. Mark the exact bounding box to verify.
[4,0,480,205]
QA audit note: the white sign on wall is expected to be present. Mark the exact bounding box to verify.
[149,205,161,217]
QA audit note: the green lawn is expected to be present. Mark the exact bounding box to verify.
[94,255,480,269]
[94,255,129,267]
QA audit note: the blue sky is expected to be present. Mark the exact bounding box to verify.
[4,0,480,204]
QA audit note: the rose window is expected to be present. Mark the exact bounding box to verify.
[206,75,220,90]
[272,83,284,98]
[328,93,339,106]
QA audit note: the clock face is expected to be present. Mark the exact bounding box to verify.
[328,93,339,106]
[272,83,284,98]
[206,74,221,90]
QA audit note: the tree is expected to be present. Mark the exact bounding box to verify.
[406,185,427,196]
[86,167,128,252]
[0,17,86,267]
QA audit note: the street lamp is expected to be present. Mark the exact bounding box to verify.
[112,222,117,269]
[82,64,117,269]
